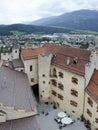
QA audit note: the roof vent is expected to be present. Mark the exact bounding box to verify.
[73,57,78,64]
[66,57,70,65]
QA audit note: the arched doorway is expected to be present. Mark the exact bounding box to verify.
[31,84,39,102]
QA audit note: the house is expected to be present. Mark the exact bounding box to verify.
[84,69,98,130]
[0,66,41,130]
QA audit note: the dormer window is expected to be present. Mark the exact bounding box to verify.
[73,57,78,64]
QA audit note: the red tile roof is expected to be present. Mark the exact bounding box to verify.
[21,43,91,76]
[43,43,91,76]
[85,69,98,103]
[21,47,46,60]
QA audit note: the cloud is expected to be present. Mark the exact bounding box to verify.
[0,0,98,24]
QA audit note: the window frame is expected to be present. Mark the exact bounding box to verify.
[58,72,64,78]
[30,65,32,72]
[71,89,78,97]
[58,83,64,90]
[87,108,92,117]
[70,100,78,107]
[87,97,93,107]
[72,77,78,84]
[52,90,57,96]
[58,93,63,100]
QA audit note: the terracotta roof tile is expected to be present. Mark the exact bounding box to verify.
[22,43,91,76]
[21,47,46,60]
[85,69,98,103]
[44,43,91,76]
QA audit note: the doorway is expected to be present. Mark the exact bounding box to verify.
[31,84,39,102]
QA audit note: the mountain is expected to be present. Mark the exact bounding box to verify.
[31,10,98,32]
[0,24,73,36]
[28,16,56,25]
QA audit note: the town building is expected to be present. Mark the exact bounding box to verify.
[0,43,98,130]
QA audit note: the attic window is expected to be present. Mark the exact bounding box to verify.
[73,57,78,64]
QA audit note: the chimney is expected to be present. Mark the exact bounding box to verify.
[66,57,70,65]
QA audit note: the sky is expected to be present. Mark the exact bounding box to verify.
[0,0,98,25]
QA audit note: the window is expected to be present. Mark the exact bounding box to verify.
[30,65,32,71]
[57,102,59,107]
[58,83,64,90]
[42,74,45,77]
[40,95,43,98]
[31,78,34,82]
[58,94,63,100]
[51,79,57,87]
[15,50,17,53]
[52,90,57,96]
[43,81,45,84]
[87,109,92,117]
[58,72,64,78]
[95,118,98,123]
[97,107,98,112]
[21,69,23,72]
[72,111,75,113]
[70,100,77,107]
[53,68,57,77]
[87,97,93,107]
[71,89,78,97]
[72,77,78,84]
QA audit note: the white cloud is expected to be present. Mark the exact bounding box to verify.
[0,0,98,24]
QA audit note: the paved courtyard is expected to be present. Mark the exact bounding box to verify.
[36,103,87,130]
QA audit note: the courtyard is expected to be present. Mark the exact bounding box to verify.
[36,103,88,130]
